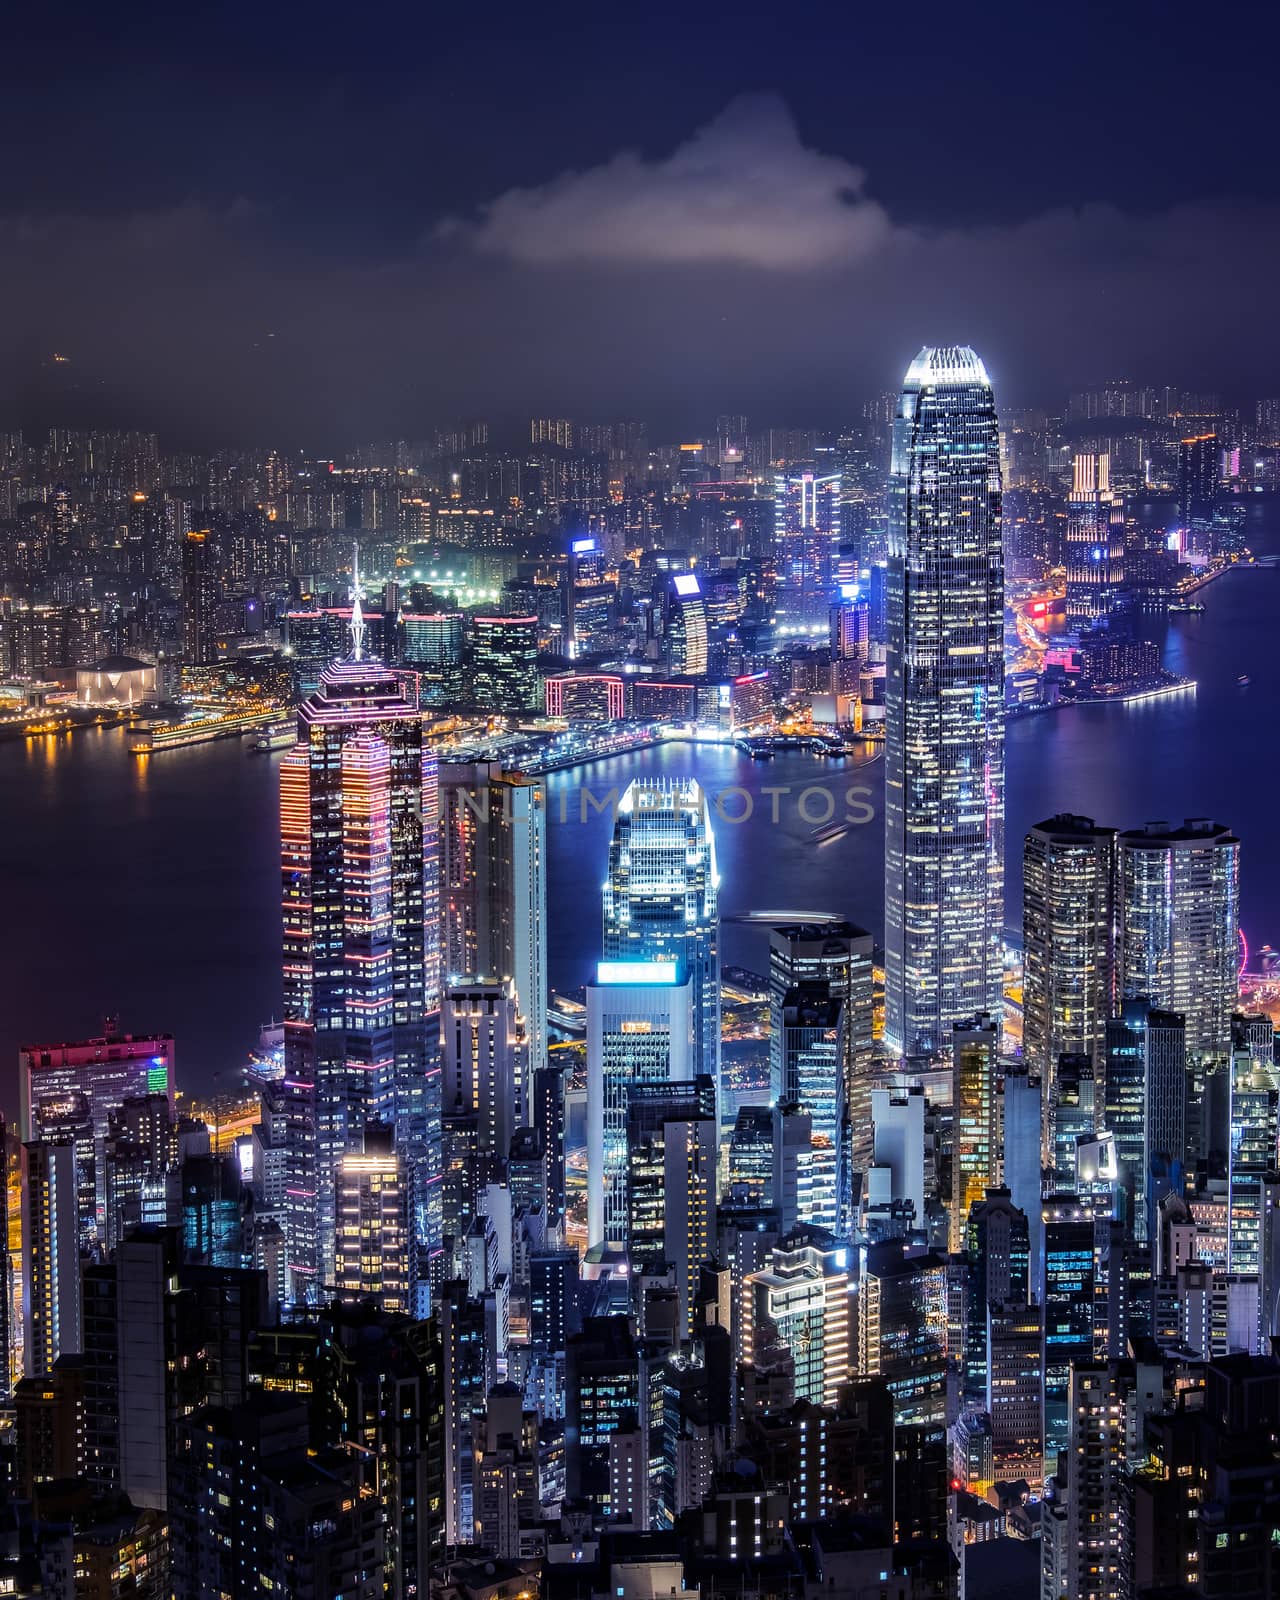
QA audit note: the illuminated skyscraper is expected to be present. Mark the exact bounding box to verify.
[767,921,874,1166]
[603,778,720,1083]
[440,978,527,1247]
[440,763,547,1077]
[1119,819,1239,1063]
[773,468,841,625]
[1178,431,1218,554]
[470,615,541,711]
[1226,1023,1278,1281]
[1120,818,1239,1165]
[884,346,1004,1057]
[586,960,694,1250]
[1063,454,1125,623]
[181,528,219,666]
[665,573,709,675]
[1023,814,1117,1147]
[401,612,466,706]
[775,987,848,1237]
[280,659,440,1301]
[1041,1197,1096,1467]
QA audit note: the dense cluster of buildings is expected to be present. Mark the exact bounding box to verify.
[5,375,1278,735]
[2,357,1279,1598]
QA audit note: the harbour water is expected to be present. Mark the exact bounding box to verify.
[2,561,1278,1099]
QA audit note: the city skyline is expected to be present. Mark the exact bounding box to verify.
[4,158,1280,1593]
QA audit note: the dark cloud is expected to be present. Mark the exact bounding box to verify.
[1,100,1277,444]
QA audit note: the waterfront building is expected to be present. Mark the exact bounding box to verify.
[1063,453,1125,623]
[181,528,219,666]
[280,658,440,1299]
[470,614,541,711]
[884,346,1004,1056]
[401,611,466,705]
[543,672,626,721]
[603,778,720,1083]
[19,1020,175,1152]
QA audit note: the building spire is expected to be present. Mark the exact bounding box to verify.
[349,540,366,661]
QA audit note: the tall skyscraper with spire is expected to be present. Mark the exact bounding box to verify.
[603,778,720,1082]
[280,657,441,1302]
[884,346,1004,1057]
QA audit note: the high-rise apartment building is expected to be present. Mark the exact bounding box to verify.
[884,346,1004,1056]
[280,659,440,1300]
[440,762,547,1077]
[744,1231,853,1408]
[181,526,221,667]
[603,778,720,1084]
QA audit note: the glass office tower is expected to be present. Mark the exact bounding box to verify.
[884,346,1004,1057]
[603,779,720,1082]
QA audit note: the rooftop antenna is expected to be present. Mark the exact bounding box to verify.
[349,540,366,661]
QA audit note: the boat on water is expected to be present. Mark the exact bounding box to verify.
[1168,601,1205,614]
[1238,674,1251,687]
[812,821,849,847]
[250,718,299,753]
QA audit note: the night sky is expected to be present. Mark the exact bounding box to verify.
[6,0,1279,443]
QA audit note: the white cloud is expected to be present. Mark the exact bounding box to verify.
[441,95,895,270]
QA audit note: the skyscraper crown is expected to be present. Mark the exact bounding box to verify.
[903,345,991,389]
